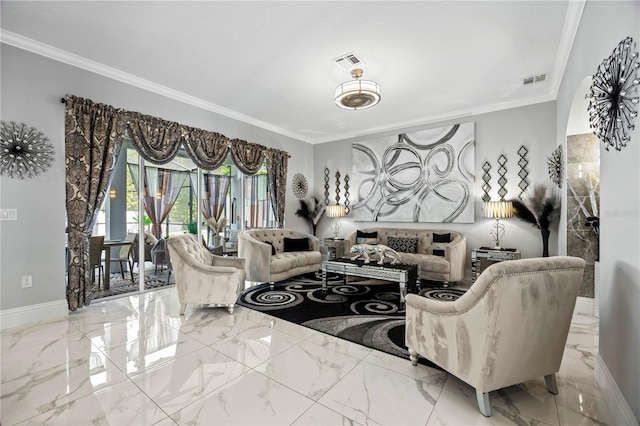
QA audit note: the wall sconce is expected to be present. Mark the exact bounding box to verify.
[483,201,513,249]
[325,205,346,240]
[109,189,117,199]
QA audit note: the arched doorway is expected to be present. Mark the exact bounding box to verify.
[565,76,600,310]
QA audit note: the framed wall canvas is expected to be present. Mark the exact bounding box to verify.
[351,122,475,223]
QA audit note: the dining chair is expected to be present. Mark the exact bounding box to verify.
[89,235,105,289]
[110,232,136,282]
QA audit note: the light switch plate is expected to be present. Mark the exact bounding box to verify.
[0,209,18,221]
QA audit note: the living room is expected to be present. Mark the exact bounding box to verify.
[1,1,638,425]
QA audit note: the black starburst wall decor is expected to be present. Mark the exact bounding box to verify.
[0,121,55,179]
[547,145,564,188]
[588,36,639,151]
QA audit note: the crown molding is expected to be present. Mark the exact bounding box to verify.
[319,92,556,144]
[0,30,314,144]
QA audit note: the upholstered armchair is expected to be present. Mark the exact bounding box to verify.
[405,256,586,417]
[167,234,246,315]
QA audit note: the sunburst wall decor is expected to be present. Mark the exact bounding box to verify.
[588,36,640,151]
[547,145,564,188]
[0,121,55,179]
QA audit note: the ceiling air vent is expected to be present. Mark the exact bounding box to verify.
[333,52,365,70]
[523,73,547,86]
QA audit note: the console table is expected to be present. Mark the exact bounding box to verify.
[321,258,419,306]
[471,247,521,283]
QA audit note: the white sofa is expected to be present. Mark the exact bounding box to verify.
[238,229,322,283]
[345,228,466,284]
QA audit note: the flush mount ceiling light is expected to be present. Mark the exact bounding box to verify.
[334,68,381,110]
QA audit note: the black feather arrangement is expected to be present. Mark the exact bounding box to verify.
[295,196,325,235]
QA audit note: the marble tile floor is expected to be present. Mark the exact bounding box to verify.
[1,287,612,425]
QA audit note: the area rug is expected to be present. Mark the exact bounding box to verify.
[91,273,175,299]
[237,272,465,366]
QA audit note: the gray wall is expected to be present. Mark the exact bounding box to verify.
[313,101,558,274]
[0,44,313,311]
[556,0,639,420]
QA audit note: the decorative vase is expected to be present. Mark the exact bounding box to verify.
[541,229,550,257]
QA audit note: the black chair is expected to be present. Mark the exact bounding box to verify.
[89,236,105,289]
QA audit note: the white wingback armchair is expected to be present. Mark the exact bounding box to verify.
[167,234,246,315]
[405,256,586,417]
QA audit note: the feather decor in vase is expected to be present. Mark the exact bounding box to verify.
[295,196,325,236]
[510,184,560,257]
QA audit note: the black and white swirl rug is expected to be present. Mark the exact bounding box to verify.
[237,272,465,366]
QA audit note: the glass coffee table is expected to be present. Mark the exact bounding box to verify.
[321,258,420,306]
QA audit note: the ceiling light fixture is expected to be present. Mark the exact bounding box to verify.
[334,68,381,110]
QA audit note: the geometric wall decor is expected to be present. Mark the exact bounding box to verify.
[324,167,330,205]
[335,170,341,204]
[517,145,529,198]
[497,154,508,200]
[547,145,564,188]
[351,122,475,223]
[481,161,492,202]
[0,120,55,179]
[344,174,351,215]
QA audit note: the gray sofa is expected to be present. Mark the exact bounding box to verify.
[345,228,466,284]
[238,229,322,283]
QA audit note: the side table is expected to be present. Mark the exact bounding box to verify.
[321,238,346,261]
[471,247,521,283]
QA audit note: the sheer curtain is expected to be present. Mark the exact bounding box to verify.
[245,174,273,228]
[129,164,189,238]
[65,96,126,310]
[202,174,231,221]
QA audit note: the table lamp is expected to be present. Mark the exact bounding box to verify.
[325,205,346,240]
[483,201,513,249]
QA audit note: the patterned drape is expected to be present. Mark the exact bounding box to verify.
[183,128,230,170]
[126,112,183,165]
[229,139,266,174]
[65,95,126,311]
[64,95,289,310]
[246,174,272,228]
[266,149,288,228]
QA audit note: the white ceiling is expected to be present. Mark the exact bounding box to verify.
[1,1,583,144]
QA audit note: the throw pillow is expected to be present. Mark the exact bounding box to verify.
[386,236,418,253]
[283,237,309,252]
[265,241,276,255]
[429,233,451,257]
[356,230,378,244]
[433,233,451,243]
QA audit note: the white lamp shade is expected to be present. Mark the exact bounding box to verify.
[326,205,346,218]
[483,201,514,219]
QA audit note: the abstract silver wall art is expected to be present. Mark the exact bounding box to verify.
[351,122,475,223]
[335,171,341,204]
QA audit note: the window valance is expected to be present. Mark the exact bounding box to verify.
[64,95,288,170]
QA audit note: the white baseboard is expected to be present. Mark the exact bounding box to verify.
[574,296,594,315]
[595,354,638,426]
[0,299,68,331]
